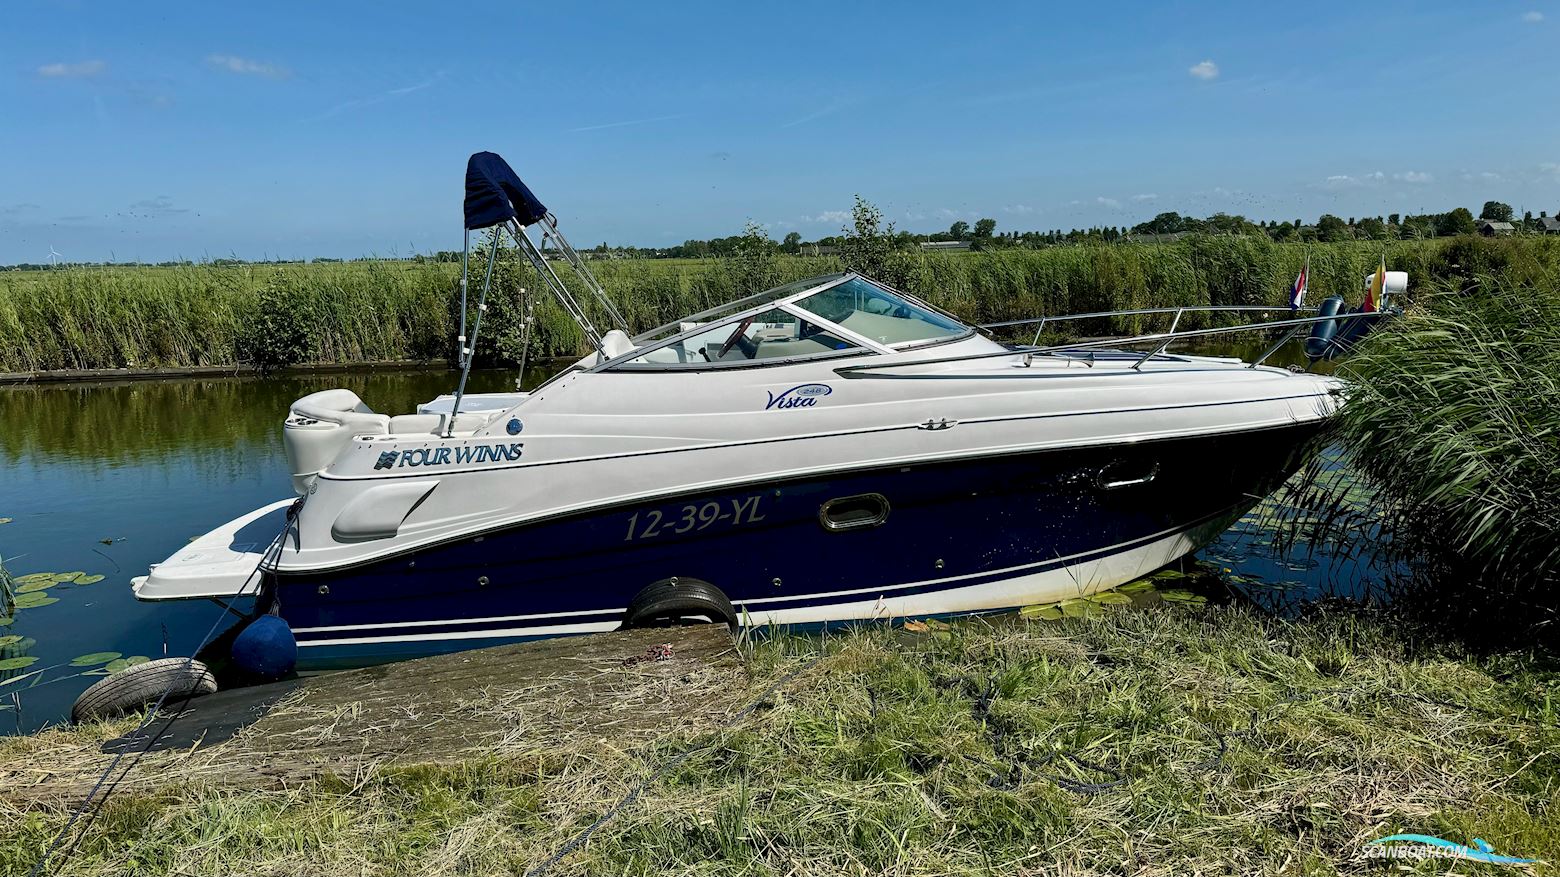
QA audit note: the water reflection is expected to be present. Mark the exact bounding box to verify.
[0,366,550,733]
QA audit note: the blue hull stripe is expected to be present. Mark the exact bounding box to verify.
[290,504,1236,644]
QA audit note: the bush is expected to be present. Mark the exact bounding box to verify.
[239,272,313,374]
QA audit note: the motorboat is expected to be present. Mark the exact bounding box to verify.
[132,152,1393,669]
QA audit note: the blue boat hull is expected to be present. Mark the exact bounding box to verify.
[272,422,1321,668]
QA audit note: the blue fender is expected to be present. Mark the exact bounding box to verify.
[1304,296,1345,360]
[231,614,298,681]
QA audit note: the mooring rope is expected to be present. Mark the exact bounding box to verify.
[522,649,828,877]
[27,503,297,877]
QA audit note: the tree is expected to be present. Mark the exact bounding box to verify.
[1316,214,1351,242]
[1437,207,1476,237]
[1480,201,1513,222]
[1357,217,1388,240]
[729,221,780,293]
[781,231,801,254]
[1132,212,1186,235]
[973,218,996,238]
[948,220,970,240]
[840,195,915,289]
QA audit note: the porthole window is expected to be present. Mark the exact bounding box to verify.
[819,493,890,531]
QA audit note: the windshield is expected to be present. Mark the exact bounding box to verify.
[620,306,863,367]
[631,274,845,344]
[795,278,967,346]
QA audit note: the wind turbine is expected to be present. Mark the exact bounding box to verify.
[48,246,63,267]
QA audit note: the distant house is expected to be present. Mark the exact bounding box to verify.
[919,241,972,252]
[1476,220,1516,237]
[1539,215,1560,235]
[1123,231,1193,244]
[800,244,840,257]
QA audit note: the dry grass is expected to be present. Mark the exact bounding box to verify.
[1,605,1556,876]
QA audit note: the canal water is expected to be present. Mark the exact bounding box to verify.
[0,352,1365,734]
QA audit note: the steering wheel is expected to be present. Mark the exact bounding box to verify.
[717,316,756,359]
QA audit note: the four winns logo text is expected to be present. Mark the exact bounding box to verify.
[374,443,524,470]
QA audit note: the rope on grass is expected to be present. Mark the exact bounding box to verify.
[27,502,298,877]
[522,650,827,877]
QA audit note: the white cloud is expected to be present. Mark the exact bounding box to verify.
[128,195,189,217]
[570,113,685,133]
[805,210,851,224]
[1188,60,1219,81]
[1131,193,1158,202]
[1002,204,1036,215]
[1540,162,1560,180]
[205,54,290,79]
[935,207,977,221]
[1096,196,1121,208]
[1393,171,1433,183]
[1323,171,1385,189]
[1522,10,1544,22]
[37,60,106,78]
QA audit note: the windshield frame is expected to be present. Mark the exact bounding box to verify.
[594,273,975,373]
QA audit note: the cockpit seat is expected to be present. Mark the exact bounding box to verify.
[288,389,390,434]
[601,329,636,358]
[386,412,495,435]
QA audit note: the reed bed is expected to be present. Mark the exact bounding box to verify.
[1274,236,1560,641]
[7,236,1543,373]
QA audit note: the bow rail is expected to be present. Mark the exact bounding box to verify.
[837,306,1390,377]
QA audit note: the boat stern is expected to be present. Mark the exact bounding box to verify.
[132,498,294,601]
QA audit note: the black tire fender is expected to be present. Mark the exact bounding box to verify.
[622,577,738,631]
[71,657,218,724]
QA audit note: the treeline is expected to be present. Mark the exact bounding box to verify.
[502,198,1558,259]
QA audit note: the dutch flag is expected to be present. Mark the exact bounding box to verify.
[1288,257,1308,310]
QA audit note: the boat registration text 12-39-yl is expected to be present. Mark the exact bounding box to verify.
[624,495,766,541]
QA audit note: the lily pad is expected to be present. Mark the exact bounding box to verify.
[0,635,23,647]
[1158,589,1208,607]
[70,651,122,667]
[105,656,150,674]
[12,593,58,609]
[15,579,57,594]
[0,518,12,525]
[0,616,12,627]
[1088,591,1133,605]
[52,572,86,583]
[1059,598,1101,618]
[0,656,39,671]
[1150,569,1189,581]
[73,574,105,585]
[13,573,54,585]
[1118,580,1156,594]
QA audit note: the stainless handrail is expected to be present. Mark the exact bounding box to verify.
[834,310,1391,377]
[979,304,1317,331]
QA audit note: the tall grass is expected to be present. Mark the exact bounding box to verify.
[1275,236,1560,638]
[3,236,1533,373]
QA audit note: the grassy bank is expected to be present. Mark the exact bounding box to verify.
[9,236,1552,373]
[3,603,1556,876]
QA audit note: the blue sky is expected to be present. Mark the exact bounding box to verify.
[2,1,1557,263]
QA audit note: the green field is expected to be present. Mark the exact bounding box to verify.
[4,236,1532,374]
